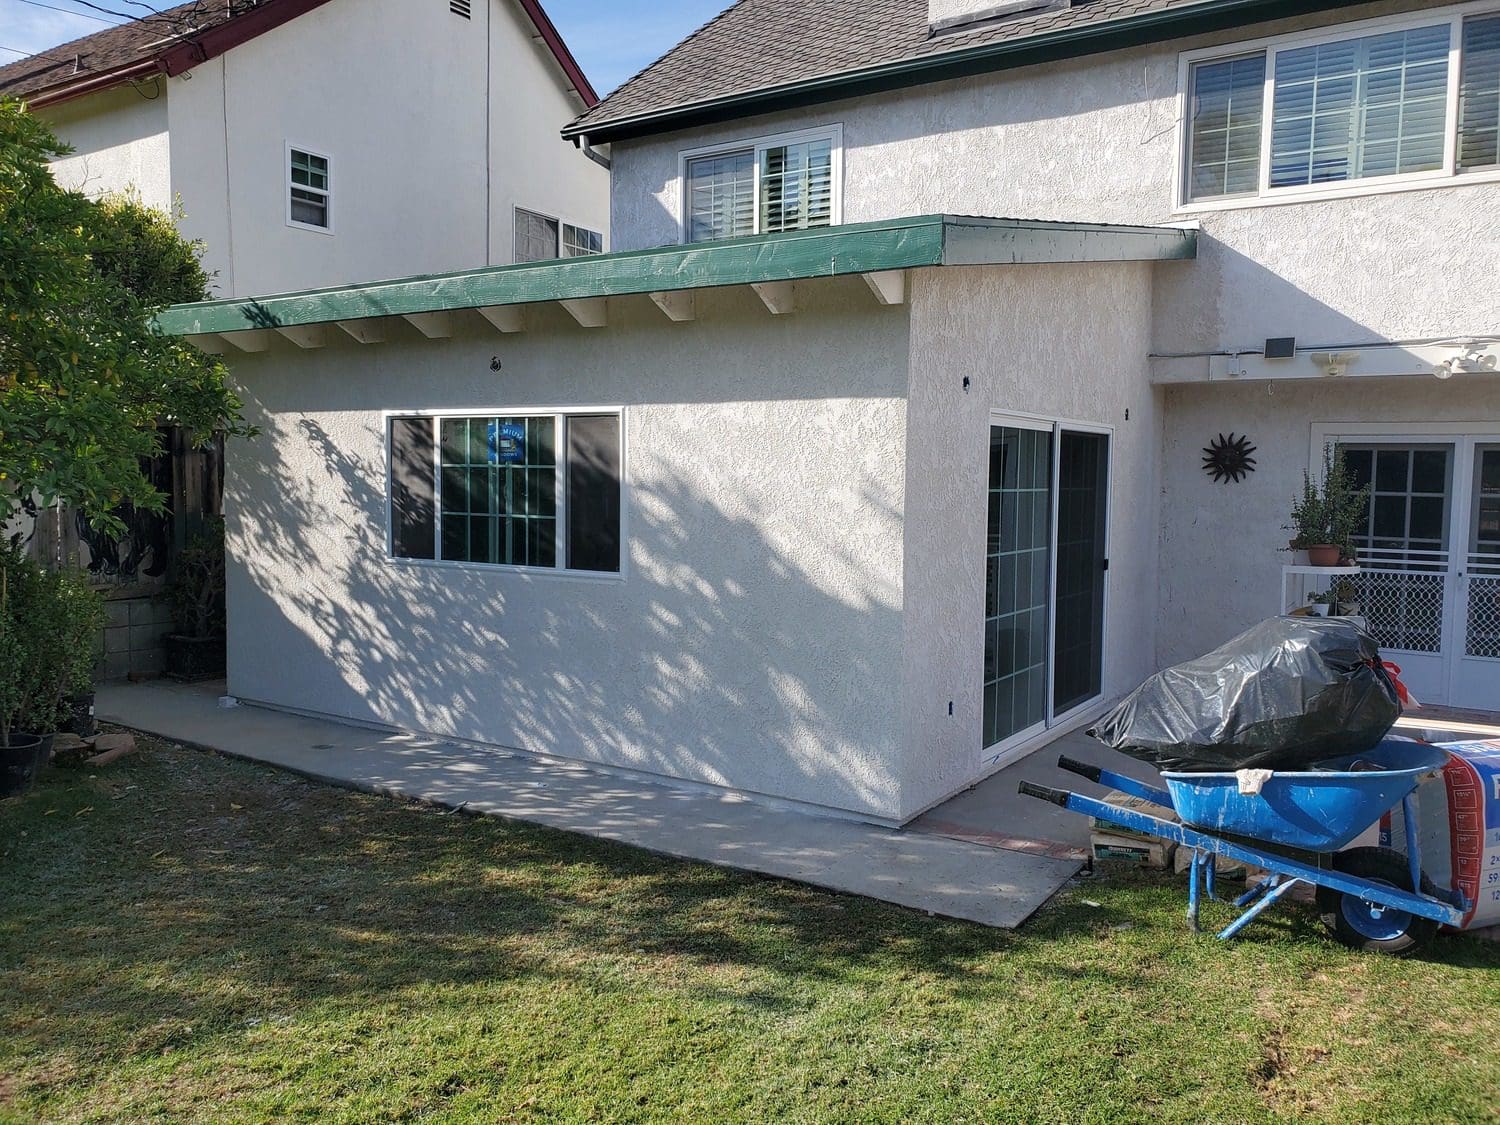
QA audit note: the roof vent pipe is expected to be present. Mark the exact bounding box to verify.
[928,0,1071,35]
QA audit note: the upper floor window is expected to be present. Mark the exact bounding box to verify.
[1182,6,1500,206]
[514,207,603,263]
[682,126,841,243]
[287,146,331,231]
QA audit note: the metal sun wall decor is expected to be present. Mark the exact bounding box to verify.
[1202,432,1257,483]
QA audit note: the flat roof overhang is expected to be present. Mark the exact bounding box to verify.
[154,215,1196,350]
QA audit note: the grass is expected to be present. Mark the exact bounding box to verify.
[1,736,1497,1124]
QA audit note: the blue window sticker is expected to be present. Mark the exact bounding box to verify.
[488,422,525,464]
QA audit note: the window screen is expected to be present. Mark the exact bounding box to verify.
[289,149,330,228]
[390,416,436,559]
[760,138,834,233]
[1188,54,1266,200]
[514,208,560,263]
[1460,15,1500,171]
[1269,24,1450,187]
[685,149,754,243]
[566,415,621,573]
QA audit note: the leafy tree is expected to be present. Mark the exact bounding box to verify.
[0,98,245,535]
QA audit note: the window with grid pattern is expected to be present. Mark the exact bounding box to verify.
[1270,24,1450,187]
[1187,54,1267,200]
[514,208,560,263]
[685,150,755,242]
[562,223,603,257]
[387,413,621,574]
[288,148,329,228]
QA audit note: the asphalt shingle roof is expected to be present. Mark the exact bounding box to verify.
[0,1,233,100]
[568,0,1343,137]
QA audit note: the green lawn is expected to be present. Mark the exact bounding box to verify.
[1,737,1497,1123]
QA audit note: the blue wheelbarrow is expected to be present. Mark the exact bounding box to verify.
[1020,739,1468,955]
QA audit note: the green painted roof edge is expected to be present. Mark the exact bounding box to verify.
[562,0,1363,143]
[153,215,1197,337]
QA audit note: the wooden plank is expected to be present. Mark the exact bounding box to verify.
[276,324,329,349]
[750,281,794,316]
[220,329,275,353]
[648,290,696,322]
[152,215,1200,338]
[476,305,525,333]
[559,297,607,328]
[861,270,905,306]
[185,333,226,354]
[336,318,387,344]
[403,312,454,339]
[153,216,949,336]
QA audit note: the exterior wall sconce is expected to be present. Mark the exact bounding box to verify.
[1310,351,1358,377]
[1432,346,1498,380]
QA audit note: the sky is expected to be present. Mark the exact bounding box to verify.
[0,0,729,96]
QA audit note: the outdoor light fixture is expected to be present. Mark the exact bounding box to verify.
[1432,345,1498,380]
[1310,351,1358,377]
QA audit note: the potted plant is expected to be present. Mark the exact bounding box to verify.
[1307,591,1335,617]
[1331,575,1361,616]
[1286,445,1369,566]
[162,518,227,682]
[0,547,48,797]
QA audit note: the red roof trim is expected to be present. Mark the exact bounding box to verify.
[156,0,338,77]
[24,0,599,112]
[514,0,599,107]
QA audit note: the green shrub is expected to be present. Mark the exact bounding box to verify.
[0,545,105,742]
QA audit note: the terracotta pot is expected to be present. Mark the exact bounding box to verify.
[1307,544,1342,567]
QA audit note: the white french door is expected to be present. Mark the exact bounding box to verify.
[1320,427,1500,711]
[982,415,1111,766]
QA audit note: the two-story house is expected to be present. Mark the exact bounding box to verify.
[151,0,1500,826]
[0,0,610,296]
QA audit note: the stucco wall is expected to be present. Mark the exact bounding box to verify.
[607,0,1497,355]
[900,261,1163,817]
[222,280,911,819]
[44,0,606,299]
[1158,377,1500,667]
[40,85,171,211]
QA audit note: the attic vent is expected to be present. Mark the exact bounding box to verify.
[450,0,472,17]
[929,0,1071,35]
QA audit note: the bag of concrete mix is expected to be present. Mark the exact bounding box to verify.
[1379,740,1500,931]
[1090,616,1402,773]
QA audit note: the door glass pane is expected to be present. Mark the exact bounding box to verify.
[983,426,1051,748]
[1054,432,1108,714]
[1466,446,1500,657]
[1338,442,1452,654]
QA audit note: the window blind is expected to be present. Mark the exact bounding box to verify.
[1460,15,1500,171]
[1188,54,1266,200]
[1270,24,1450,188]
[686,150,754,242]
[760,139,834,233]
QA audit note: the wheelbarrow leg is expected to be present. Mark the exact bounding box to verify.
[1187,850,1203,933]
[1235,873,1279,908]
[1204,855,1217,902]
[1217,878,1305,941]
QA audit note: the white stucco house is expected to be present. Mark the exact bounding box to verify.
[156,0,1500,826]
[0,0,610,296]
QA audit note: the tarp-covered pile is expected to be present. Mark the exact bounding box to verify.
[1091,616,1401,773]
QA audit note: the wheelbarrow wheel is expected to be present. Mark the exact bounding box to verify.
[1316,847,1440,956]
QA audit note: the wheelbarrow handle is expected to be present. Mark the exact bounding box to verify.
[1057,755,1103,784]
[1018,780,1071,806]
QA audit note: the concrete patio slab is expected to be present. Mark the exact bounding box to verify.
[96,680,1081,930]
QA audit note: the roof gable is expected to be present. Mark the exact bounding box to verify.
[0,0,597,109]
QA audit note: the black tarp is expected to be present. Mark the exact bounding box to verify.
[1090,616,1401,772]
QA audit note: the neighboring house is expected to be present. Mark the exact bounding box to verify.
[0,0,609,297]
[155,0,1500,825]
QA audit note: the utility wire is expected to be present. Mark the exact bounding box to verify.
[9,0,118,26]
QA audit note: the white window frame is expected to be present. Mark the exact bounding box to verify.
[381,406,627,583]
[285,142,333,235]
[513,206,605,263]
[677,124,844,244]
[1174,0,1500,212]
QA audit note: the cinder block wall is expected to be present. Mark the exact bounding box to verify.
[97,595,174,680]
